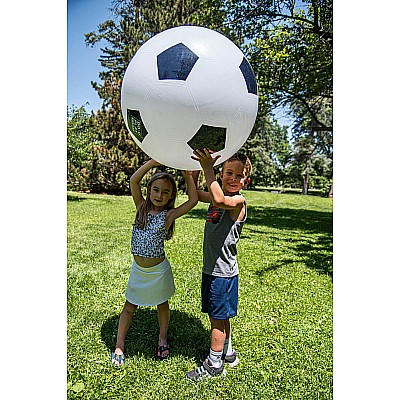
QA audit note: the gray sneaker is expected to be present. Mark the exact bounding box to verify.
[223,351,239,368]
[200,351,239,368]
[186,358,226,381]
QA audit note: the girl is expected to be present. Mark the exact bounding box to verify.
[111,158,198,366]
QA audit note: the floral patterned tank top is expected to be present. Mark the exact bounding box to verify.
[131,210,167,258]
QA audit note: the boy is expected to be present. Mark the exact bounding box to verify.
[186,148,251,380]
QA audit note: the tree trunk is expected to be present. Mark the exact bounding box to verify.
[302,158,312,195]
[302,171,309,195]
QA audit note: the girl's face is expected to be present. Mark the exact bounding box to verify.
[220,160,249,195]
[149,178,174,210]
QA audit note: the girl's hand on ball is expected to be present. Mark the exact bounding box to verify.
[149,158,162,167]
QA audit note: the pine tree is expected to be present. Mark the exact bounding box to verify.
[84,0,229,193]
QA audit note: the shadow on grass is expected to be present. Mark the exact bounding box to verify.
[254,234,333,278]
[101,308,209,360]
[246,205,332,234]
[186,205,333,278]
[188,205,332,233]
[67,193,88,202]
[245,206,332,278]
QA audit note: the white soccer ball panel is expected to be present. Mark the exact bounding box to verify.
[139,84,200,142]
[121,53,156,106]
[187,59,243,124]
[142,135,201,170]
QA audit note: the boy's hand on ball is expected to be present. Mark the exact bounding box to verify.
[181,170,190,178]
[191,148,221,168]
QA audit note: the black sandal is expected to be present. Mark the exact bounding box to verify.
[155,341,171,360]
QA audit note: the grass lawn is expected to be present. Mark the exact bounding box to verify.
[67,189,333,399]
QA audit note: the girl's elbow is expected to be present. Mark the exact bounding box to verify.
[189,196,198,207]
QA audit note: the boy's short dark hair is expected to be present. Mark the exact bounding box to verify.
[223,152,252,178]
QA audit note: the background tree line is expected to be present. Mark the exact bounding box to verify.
[67,0,332,196]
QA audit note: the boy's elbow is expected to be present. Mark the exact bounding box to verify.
[213,201,225,209]
[211,194,226,208]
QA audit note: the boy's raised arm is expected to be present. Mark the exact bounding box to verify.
[192,149,244,210]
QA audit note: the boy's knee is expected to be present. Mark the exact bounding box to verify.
[210,317,226,330]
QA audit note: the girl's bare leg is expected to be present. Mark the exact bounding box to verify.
[114,300,138,356]
[157,300,170,357]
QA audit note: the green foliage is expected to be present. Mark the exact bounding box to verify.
[67,190,332,399]
[88,78,144,194]
[69,0,333,195]
[67,106,97,191]
[78,0,232,194]
[229,0,332,128]
[243,112,292,188]
[228,0,333,194]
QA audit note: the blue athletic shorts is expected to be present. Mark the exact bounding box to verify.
[201,273,238,320]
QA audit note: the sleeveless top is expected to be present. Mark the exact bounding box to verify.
[202,201,247,277]
[131,210,167,258]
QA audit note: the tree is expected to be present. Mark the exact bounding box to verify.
[67,105,96,191]
[290,97,332,195]
[242,110,292,188]
[70,0,333,195]
[225,0,332,131]
[225,0,332,159]
[83,0,231,193]
[225,0,333,195]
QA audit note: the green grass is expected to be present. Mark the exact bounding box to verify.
[67,189,333,399]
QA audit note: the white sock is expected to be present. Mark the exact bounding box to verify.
[223,337,233,356]
[208,349,223,368]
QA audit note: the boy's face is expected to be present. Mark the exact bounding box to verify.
[220,160,249,195]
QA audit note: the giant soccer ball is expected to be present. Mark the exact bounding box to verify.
[121,25,258,170]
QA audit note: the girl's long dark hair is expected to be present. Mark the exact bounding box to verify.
[134,172,177,240]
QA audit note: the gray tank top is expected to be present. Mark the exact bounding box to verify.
[202,201,247,277]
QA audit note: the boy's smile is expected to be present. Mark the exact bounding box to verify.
[220,160,248,195]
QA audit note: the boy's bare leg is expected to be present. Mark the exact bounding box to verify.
[224,319,231,342]
[210,317,226,352]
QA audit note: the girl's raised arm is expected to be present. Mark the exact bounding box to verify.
[130,159,160,207]
[165,171,198,228]
[192,170,211,203]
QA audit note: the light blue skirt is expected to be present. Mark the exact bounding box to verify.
[125,258,175,306]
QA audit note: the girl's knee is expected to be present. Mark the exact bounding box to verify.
[123,301,138,314]
[157,300,169,309]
